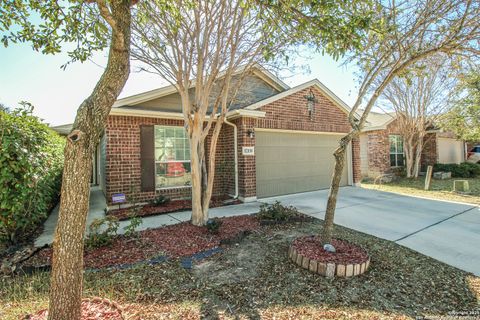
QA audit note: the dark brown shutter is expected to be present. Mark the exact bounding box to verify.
[140,125,155,192]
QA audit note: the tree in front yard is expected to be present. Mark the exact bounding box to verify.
[131,0,374,226]
[380,57,457,178]
[441,69,480,143]
[1,1,137,319]
[321,0,480,245]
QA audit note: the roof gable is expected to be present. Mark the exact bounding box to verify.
[244,79,352,115]
[113,65,288,109]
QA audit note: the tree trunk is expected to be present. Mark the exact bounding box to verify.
[321,134,353,245]
[191,133,206,226]
[413,137,424,178]
[404,140,413,178]
[48,2,131,319]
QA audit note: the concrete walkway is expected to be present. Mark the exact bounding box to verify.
[35,186,480,276]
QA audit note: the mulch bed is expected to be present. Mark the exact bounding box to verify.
[27,298,124,320]
[292,236,369,265]
[23,215,259,270]
[107,196,241,221]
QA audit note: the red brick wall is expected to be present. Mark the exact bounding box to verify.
[421,133,438,170]
[105,116,231,205]
[363,119,402,177]
[362,120,442,176]
[237,85,358,198]
[352,137,361,184]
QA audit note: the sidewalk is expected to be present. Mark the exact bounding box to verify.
[35,187,263,247]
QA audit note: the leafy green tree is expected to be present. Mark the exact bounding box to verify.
[1,1,136,319]
[441,70,480,142]
[320,0,480,245]
[0,103,64,244]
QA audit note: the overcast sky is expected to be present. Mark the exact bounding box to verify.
[0,43,359,126]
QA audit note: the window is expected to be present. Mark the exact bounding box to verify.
[154,126,191,188]
[389,135,404,167]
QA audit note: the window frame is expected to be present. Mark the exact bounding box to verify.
[389,134,404,168]
[154,125,192,190]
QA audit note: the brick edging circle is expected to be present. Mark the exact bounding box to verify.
[288,244,370,278]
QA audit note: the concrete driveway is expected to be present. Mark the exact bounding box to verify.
[262,187,480,276]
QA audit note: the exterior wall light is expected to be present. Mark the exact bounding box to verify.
[304,89,317,119]
[247,129,255,139]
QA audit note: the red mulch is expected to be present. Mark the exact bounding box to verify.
[27,298,124,320]
[108,197,241,221]
[292,236,369,265]
[24,215,259,270]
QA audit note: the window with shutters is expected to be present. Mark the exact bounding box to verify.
[154,126,191,188]
[389,135,404,167]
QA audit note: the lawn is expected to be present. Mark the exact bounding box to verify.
[1,219,479,319]
[362,177,480,205]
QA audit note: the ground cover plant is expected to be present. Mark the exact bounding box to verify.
[362,177,480,205]
[2,218,479,319]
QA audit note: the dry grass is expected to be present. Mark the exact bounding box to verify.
[1,220,479,319]
[362,177,480,205]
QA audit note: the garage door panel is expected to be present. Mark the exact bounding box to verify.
[256,131,348,198]
[438,138,464,164]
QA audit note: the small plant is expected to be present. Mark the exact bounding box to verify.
[257,201,301,221]
[86,216,119,248]
[434,162,480,178]
[123,214,142,238]
[206,218,223,234]
[150,195,171,207]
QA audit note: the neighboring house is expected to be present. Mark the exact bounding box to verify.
[53,66,362,206]
[359,111,467,178]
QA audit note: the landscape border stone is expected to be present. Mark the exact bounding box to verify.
[289,242,370,278]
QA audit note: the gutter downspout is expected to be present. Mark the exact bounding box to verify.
[224,118,239,199]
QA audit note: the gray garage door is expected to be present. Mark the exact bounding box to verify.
[256,131,349,198]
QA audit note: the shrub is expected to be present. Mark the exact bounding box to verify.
[123,214,142,238]
[206,218,223,234]
[150,195,170,207]
[86,216,119,248]
[433,162,480,178]
[0,104,64,244]
[257,201,301,221]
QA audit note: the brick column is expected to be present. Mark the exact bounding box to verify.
[352,137,362,185]
[236,117,257,201]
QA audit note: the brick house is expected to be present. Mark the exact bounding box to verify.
[78,67,361,206]
[359,111,467,178]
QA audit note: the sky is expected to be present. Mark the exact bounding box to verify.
[0,43,360,126]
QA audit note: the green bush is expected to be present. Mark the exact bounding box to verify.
[433,162,480,178]
[123,214,142,238]
[206,218,223,234]
[150,194,170,207]
[257,201,301,221]
[86,216,119,248]
[0,105,64,244]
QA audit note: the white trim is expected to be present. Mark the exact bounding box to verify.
[347,141,353,186]
[245,79,352,115]
[155,185,192,191]
[113,65,289,108]
[110,107,265,121]
[226,109,266,119]
[110,108,184,119]
[254,128,347,136]
[239,196,257,203]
